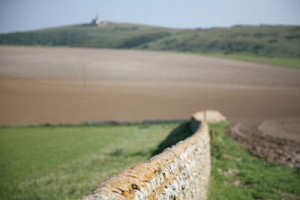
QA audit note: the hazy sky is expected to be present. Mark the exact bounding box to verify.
[0,0,299,33]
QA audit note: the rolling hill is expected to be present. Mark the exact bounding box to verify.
[0,22,299,59]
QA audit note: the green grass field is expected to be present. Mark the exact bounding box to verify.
[0,124,180,200]
[150,49,300,68]
[208,123,300,200]
[204,53,300,68]
[0,123,299,200]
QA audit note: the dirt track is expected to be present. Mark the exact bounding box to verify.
[1,46,300,142]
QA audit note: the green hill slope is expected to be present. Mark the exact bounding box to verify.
[0,22,299,59]
[0,23,179,49]
[142,25,300,58]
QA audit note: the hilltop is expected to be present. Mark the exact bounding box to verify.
[0,22,299,58]
[0,23,177,49]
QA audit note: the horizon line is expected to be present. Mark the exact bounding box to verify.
[1,21,300,34]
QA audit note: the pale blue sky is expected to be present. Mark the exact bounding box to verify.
[0,0,299,33]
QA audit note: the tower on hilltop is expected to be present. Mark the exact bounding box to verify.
[91,15,101,26]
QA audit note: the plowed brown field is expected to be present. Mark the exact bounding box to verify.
[1,45,299,166]
[1,46,300,127]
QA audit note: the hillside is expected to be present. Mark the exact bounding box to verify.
[142,25,300,59]
[0,23,179,49]
[0,22,299,58]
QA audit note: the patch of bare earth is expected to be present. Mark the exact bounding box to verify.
[226,120,300,168]
[1,46,300,125]
[1,46,300,167]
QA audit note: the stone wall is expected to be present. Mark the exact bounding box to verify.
[82,111,226,200]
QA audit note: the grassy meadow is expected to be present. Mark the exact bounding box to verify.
[0,123,181,200]
[208,123,300,200]
[204,53,300,68]
[0,122,299,200]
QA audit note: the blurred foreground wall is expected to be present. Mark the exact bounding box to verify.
[82,111,226,200]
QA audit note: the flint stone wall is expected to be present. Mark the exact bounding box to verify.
[82,111,226,200]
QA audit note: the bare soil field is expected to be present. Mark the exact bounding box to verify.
[227,120,300,168]
[1,46,300,146]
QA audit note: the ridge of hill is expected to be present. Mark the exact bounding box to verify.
[0,22,299,58]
